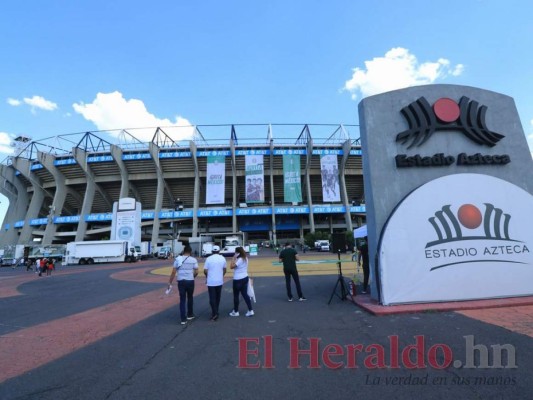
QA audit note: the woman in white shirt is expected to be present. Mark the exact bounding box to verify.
[229,246,254,317]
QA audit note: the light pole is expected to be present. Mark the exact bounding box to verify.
[172,198,184,256]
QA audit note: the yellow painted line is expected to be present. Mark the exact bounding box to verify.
[151,254,357,277]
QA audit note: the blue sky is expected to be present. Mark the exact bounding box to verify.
[1,0,532,226]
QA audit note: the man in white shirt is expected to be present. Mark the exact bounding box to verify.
[167,245,199,325]
[203,245,227,321]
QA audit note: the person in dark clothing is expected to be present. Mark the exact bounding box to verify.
[357,237,370,294]
[278,243,306,302]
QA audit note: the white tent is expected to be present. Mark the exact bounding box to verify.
[353,225,367,238]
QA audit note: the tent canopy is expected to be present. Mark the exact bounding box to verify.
[353,225,367,238]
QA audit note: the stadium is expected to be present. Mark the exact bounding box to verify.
[0,124,366,251]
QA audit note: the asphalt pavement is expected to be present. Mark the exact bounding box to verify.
[0,259,531,400]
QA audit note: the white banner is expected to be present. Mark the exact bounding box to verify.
[379,174,533,305]
[245,155,264,203]
[206,156,225,204]
[320,154,340,202]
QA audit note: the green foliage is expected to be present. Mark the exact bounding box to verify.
[345,230,355,250]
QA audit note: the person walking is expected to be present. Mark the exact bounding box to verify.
[357,237,370,294]
[279,243,306,302]
[39,258,47,277]
[229,246,254,318]
[203,245,227,321]
[168,245,198,325]
[46,259,54,276]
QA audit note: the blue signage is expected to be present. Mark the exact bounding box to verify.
[312,149,343,155]
[88,155,114,163]
[197,209,232,217]
[236,208,272,216]
[14,221,24,228]
[349,149,363,156]
[141,211,155,219]
[30,218,48,225]
[30,163,43,170]
[196,150,231,157]
[85,213,113,222]
[273,149,306,155]
[54,215,80,223]
[159,210,194,219]
[122,153,152,161]
[313,205,346,213]
[274,206,309,214]
[235,149,270,156]
[54,158,77,166]
[159,151,192,159]
[350,205,366,213]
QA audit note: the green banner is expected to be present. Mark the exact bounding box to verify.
[283,154,302,203]
[206,155,226,204]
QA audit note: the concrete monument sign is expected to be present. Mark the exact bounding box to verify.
[358,84,533,305]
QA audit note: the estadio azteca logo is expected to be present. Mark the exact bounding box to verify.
[378,174,533,305]
[396,97,505,149]
[425,203,529,271]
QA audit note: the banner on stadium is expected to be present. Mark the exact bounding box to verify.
[320,154,340,202]
[206,155,225,204]
[245,155,264,203]
[283,154,302,203]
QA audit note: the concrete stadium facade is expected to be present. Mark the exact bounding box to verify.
[0,124,366,249]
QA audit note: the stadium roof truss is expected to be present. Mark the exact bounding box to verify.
[4,124,360,164]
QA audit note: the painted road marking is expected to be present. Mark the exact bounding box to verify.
[0,265,207,383]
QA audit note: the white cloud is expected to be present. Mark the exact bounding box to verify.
[72,91,194,142]
[7,98,21,106]
[23,95,58,112]
[0,132,15,155]
[344,47,465,100]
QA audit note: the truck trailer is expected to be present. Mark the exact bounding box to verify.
[64,240,139,265]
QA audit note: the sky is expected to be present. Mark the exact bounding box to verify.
[1,0,532,227]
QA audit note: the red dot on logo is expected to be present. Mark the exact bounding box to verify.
[457,204,482,229]
[433,98,460,123]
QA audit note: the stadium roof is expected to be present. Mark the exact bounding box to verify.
[6,123,360,163]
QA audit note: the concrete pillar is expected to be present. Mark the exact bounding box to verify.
[340,139,353,232]
[0,165,29,246]
[190,141,200,237]
[148,143,165,250]
[72,148,96,241]
[230,140,237,234]
[37,152,67,245]
[10,157,50,244]
[269,138,277,246]
[305,139,315,233]
[111,145,130,199]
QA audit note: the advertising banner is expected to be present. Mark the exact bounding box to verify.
[283,154,302,203]
[110,198,141,245]
[379,174,533,305]
[320,154,340,202]
[245,155,264,203]
[206,155,225,204]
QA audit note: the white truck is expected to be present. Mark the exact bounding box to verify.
[315,240,330,252]
[64,240,139,265]
[139,242,152,259]
[221,235,249,257]
[158,240,184,259]
[201,242,215,257]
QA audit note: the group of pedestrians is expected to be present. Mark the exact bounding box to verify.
[35,258,55,277]
[167,242,310,324]
[167,244,255,324]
